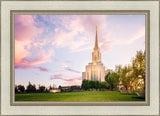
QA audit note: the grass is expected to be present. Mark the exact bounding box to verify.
[15,91,145,101]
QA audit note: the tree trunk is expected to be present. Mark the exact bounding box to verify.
[126,86,128,93]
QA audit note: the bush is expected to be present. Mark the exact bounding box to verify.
[81,80,108,90]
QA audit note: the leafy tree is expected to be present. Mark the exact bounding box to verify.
[81,79,85,89]
[39,85,46,93]
[110,72,119,90]
[115,65,122,76]
[82,79,89,90]
[89,80,96,89]
[26,82,36,93]
[105,72,119,90]
[100,82,108,89]
[58,85,65,92]
[115,51,145,92]
[58,85,62,89]
[95,81,100,89]
[132,50,145,79]
[17,85,25,93]
[105,72,113,90]
[132,50,145,90]
[15,85,18,94]
[115,65,122,90]
[120,65,133,91]
[81,80,109,90]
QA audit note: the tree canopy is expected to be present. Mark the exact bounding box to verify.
[81,79,108,90]
[105,72,119,90]
[26,82,36,93]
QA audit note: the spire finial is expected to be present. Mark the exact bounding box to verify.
[96,25,97,30]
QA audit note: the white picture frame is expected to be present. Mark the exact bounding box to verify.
[0,0,159,115]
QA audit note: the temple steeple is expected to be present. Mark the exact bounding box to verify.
[94,25,99,50]
[92,26,101,63]
[82,26,105,82]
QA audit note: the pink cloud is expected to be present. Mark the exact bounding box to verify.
[15,40,30,65]
[15,15,53,71]
[15,49,53,72]
[15,65,48,72]
[50,74,81,81]
[62,66,80,73]
[50,74,82,86]
[15,15,43,41]
[63,75,82,86]
[52,15,110,53]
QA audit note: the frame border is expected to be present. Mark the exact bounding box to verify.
[0,0,159,116]
[10,10,150,106]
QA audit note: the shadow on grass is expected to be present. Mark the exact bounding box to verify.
[132,96,145,100]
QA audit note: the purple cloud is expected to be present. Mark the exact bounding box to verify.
[53,58,71,64]
[63,67,80,73]
[50,74,81,82]
[15,65,48,72]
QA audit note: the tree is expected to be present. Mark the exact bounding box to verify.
[114,51,145,92]
[105,72,114,90]
[105,72,111,89]
[120,65,133,91]
[82,80,109,90]
[100,82,108,89]
[95,81,100,89]
[58,85,64,92]
[115,65,122,76]
[39,85,46,93]
[105,72,119,90]
[81,79,85,89]
[132,50,145,79]
[15,85,18,94]
[132,50,145,91]
[45,88,49,93]
[17,85,25,93]
[82,79,89,90]
[49,85,52,90]
[115,65,123,90]
[89,80,96,89]
[110,72,119,90]
[58,85,62,89]
[26,82,36,93]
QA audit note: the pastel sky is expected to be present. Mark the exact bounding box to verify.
[15,15,145,88]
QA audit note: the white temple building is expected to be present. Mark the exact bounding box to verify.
[82,26,107,82]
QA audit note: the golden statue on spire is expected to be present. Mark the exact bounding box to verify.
[96,25,97,30]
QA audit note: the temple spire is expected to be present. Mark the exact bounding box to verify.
[94,25,99,50]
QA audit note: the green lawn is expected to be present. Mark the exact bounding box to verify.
[15,91,145,101]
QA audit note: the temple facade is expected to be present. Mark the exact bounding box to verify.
[82,26,106,82]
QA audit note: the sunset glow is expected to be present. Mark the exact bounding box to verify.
[15,15,145,88]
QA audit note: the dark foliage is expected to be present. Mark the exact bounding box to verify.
[81,79,109,90]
